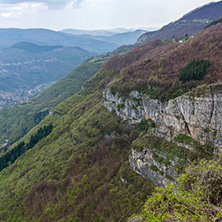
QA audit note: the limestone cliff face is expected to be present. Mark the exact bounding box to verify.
[129,148,179,186]
[103,84,222,185]
[103,86,222,149]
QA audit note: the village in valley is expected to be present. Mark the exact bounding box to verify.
[0,91,28,109]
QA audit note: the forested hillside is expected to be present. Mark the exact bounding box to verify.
[109,23,222,100]
[0,15,221,222]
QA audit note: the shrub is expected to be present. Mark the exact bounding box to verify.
[137,119,156,131]
[134,154,222,221]
[179,59,211,82]
[144,59,152,64]
[117,103,125,111]
[203,127,210,133]
[150,164,159,172]
[179,156,222,206]
[174,134,194,144]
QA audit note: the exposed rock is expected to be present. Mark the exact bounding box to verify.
[103,88,144,124]
[129,149,178,186]
[103,84,222,186]
[103,85,222,149]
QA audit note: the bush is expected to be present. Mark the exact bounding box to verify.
[137,119,156,131]
[179,59,211,82]
[174,134,194,144]
[132,154,222,221]
[179,157,222,206]
[117,103,125,111]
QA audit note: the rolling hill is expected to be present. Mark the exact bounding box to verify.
[0,55,102,145]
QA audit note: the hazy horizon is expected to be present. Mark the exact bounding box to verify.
[0,0,219,31]
[0,26,159,32]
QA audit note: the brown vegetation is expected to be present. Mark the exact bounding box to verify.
[101,23,222,100]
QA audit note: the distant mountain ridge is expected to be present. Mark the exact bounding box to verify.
[0,28,118,54]
[12,42,63,53]
[61,29,117,37]
[61,29,146,46]
[137,1,222,43]
[95,29,146,46]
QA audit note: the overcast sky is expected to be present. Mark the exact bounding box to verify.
[0,0,219,31]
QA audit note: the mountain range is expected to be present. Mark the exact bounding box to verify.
[0,2,221,222]
[61,29,146,46]
[0,28,144,55]
[61,27,143,36]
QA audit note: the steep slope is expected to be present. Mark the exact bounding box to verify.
[0,22,221,222]
[137,1,222,43]
[0,28,118,54]
[101,24,222,188]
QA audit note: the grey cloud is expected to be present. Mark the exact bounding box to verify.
[0,0,82,9]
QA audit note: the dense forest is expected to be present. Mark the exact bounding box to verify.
[0,124,53,172]
[179,59,211,82]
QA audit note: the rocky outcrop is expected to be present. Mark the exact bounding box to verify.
[103,84,222,185]
[103,85,222,149]
[129,149,179,186]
